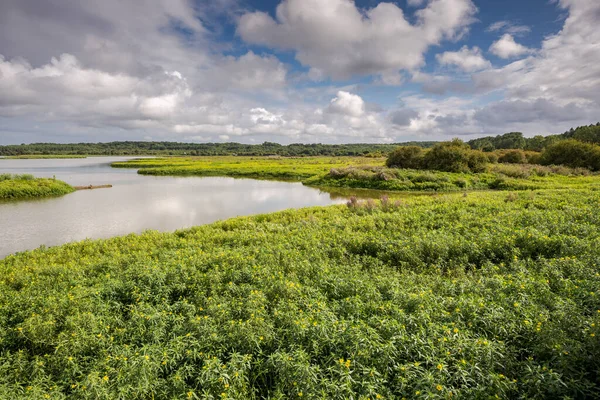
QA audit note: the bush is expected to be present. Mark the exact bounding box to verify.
[422,139,487,173]
[525,151,542,165]
[467,150,490,173]
[485,152,499,163]
[498,150,527,164]
[385,146,424,169]
[386,140,490,173]
[540,139,600,171]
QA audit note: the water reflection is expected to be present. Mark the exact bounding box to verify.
[0,157,348,258]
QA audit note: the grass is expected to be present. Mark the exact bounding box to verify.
[0,174,75,201]
[309,164,600,192]
[113,156,600,192]
[0,190,599,398]
[2,155,88,159]
[112,156,384,181]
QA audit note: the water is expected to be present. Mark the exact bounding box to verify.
[0,157,348,258]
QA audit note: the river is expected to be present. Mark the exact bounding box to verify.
[0,157,348,258]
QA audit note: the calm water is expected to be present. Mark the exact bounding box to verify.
[0,157,347,258]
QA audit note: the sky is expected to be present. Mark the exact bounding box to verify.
[0,0,598,145]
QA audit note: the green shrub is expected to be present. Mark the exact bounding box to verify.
[498,150,527,164]
[422,139,487,173]
[525,151,542,165]
[467,150,490,172]
[385,146,424,169]
[485,152,499,163]
[540,139,600,171]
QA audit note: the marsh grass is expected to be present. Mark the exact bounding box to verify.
[0,174,74,200]
[113,156,600,194]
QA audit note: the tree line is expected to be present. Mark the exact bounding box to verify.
[467,123,600,151]
[0,141,436,157]
[1,123,598,157]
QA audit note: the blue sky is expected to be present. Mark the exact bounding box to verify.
[0,0,598,144]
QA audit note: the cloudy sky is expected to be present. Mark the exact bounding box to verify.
[0,0,598,144]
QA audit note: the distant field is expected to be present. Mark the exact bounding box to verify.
[0,174,74,200]
[113,156,600,192]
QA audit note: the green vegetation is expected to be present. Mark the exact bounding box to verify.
[311,164,598,192]
[112,156,384,181]
[468,123,600,152]
[2,155,87,159]
[497,150,528,164]
[113,151,600,193]
[0,174,74,201]
[1,190,599,398]
[385,146,424,169]
[0,142,434,157]
[419,140,487,173]
[540,140,600,171]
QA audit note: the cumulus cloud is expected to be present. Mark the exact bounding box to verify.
[0,0,599,144]
[436,46,491,71]
[0,0,209,76]
[409,0,600,137]
[0,53,191,122]
[237,0,477,79]
[489,34,531,59]
[326,91,365,117]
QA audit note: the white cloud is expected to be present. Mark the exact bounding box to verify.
[489,34,531,59]
[0,0,599,144]
[326,91,365,117]
[487,21,531,36]
[0,54,191,122]
[407,0,600,137]
[436,46,491,71]
[237,0,477,79]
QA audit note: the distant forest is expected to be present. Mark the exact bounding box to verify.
[467,123,600,152]
[0,141,436,157]
[1,123,599,156]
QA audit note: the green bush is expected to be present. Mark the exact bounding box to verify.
[498,150,527,164]
[525,151,542,165]
[422,139,487,173]
[540,139,600,171]
[485,152,499,163]
[385,146,424,169]
[467,150,490,173]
